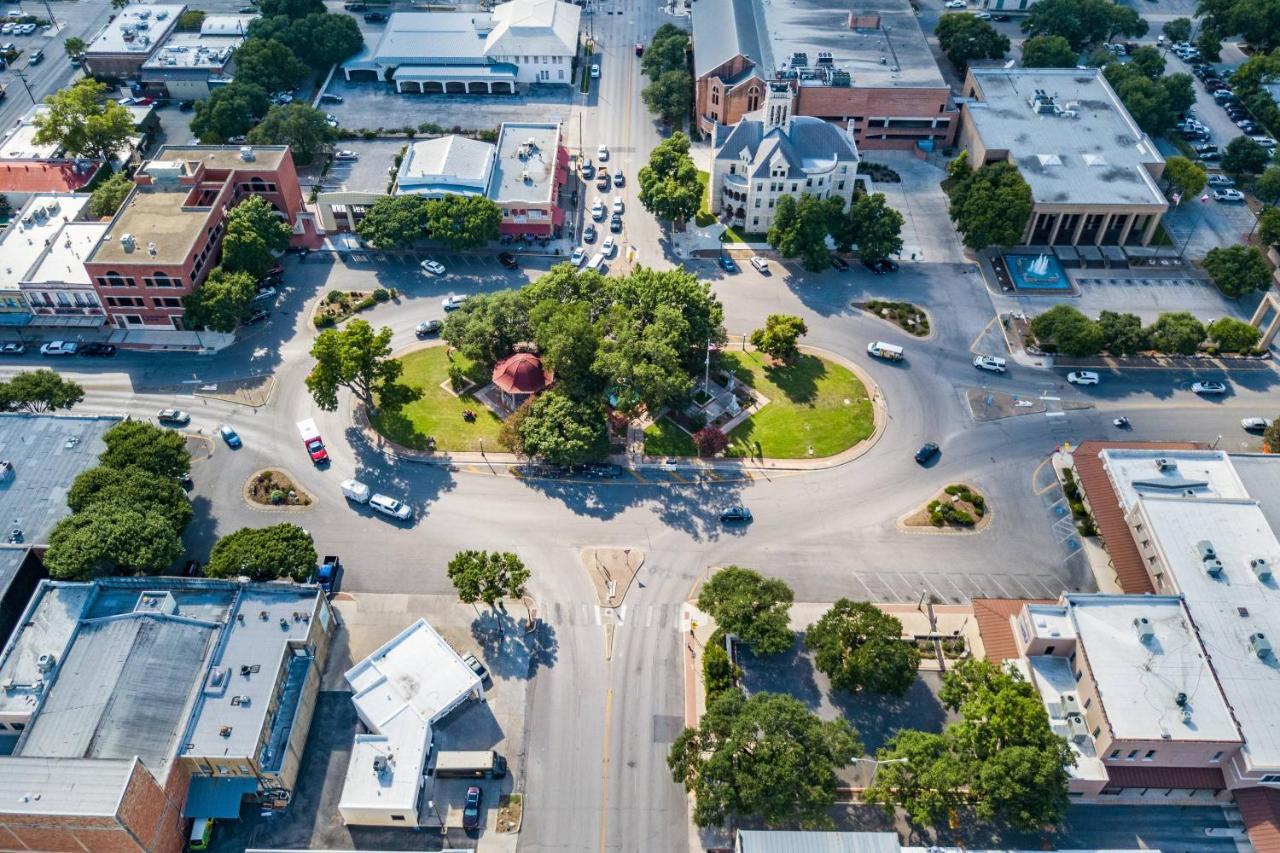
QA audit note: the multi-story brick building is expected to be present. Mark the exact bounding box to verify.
[84,145,305,330]
[82,4,185,79]
[692,0,958,150]
[0,577,334,852]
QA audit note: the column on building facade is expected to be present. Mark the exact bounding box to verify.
[1022,212,1040,245]
[1142,214,1160,245]
[1093,213,1113,245]
[1117,213,1137,246]
[1071,212,1088,245]
[1047,211,1065,245]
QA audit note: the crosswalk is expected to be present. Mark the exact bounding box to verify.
[540,601,679,629]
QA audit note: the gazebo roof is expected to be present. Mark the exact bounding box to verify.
[491,352,551,394]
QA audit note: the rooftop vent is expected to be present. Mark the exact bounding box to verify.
[1252,558,1272,582]
[239,145,255,162]
[1066,713,1089,741]
[816,51,834,66]
[1180,706,1192,723]
[1061,693,1082,715]
[1251,632,1272,658]
[1198,540,1218,561]
[1175,691,1188,707]
[1239,607,1251,617]
[1133,616,1155,642]
[230,695,250,706]
[147,241,156,256]
[830,70,852,87]
[790,52,809,67]
[36,654,55,674]
[219,725,232,738]
[521,170,531,183]
[279,617,289,629]
[120,233,136,253]
[1156,457,1177,472]
[1030,89,1057,114]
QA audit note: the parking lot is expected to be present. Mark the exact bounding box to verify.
[994,269,1257,324]
[318,76,575,137]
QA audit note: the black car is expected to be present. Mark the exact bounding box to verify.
[462,787,482,830]
[80,342,116,357]
[344,1,367,8]
[863,258,898,274]
[246,309,270,324]
[497,251,519,270]
[363,10,387,21]
[415,320,442,338]
[720,506,753,523]
[609,214,622,233]
[178,100,194,111]
[991,12,1011,20]
[830,254,849,271]
[914,442,940,465]
[583,223,597,242]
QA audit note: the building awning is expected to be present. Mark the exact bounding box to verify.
[1237,787,1280,853]
[393,63,518,82]
[26,314,108,328]
[183,776,259,819]
[1104,764,1226,790]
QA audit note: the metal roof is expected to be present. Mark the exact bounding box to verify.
[0,756,136,816]
[737,831,900,853]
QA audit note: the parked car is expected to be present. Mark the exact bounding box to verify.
[750,255,769,273]
[863,258,898,274]
[580,158,595,179]
[420,259,446,275]
[320,93,344,104]
[914,442,940,465]
[944,0,966,7]
[582,223,597,242]
[39,340,76,356]
[612,195,623,214]
[1214,189,1245,202]
[613,169,624,187]
[157,408,191,425]
[601,235,616,257]
[462,786,482,830]
[80,342,116,357]
[973,354,1007,373]
[974,10,992,18]
[830,255,849,271]
[718,254,737,272]
[27,48,41,64]
[344,1,368,8]
[597,143,609,161]
[1192,381,1227,395]
[596,172,611,191]
[590,63,600,78]
[415,320,442,338]
[991,12,1011,19]
[609,213,622,233]
[1206,174,1235,187]
[0,342,24,355]
[634,42,643,56]
[462,652,490,683]
[246,308,270,324]
[442,293,468,311]
[720,506,753,523]
[1067,371,1100,385]
[178,99,194,111]
[570,247,587,266]
[219,424,242,448]
[334,149,358,160]
[370,493,413,521]
[590,197,605,220]
[363,11,387,21]
[1242,417,1272,432]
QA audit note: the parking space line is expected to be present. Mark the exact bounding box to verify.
[667,470,687,483]
[625,468,647,483]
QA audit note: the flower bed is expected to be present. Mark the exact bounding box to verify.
[246,469,312,507]
[859,300,930,337]
[313,287,396,328]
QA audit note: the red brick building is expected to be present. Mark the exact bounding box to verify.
[84,145,307,331]
[692,0,957,151]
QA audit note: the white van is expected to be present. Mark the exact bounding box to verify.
[585,252,606,272]
[867,341,904,361]
[341,478,371,503]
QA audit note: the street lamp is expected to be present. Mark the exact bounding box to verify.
[852,756,909,788]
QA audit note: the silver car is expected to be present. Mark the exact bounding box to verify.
[369,493,413,521]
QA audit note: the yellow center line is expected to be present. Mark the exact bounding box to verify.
[599,685,613,852]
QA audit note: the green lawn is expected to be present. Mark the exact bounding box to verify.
[370,346,504,452]
[642,351,875,460]
[696,170,716,227]
[644,417,698,457]
[720,227,769,244]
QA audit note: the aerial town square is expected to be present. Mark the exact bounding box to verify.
[0,0,1279,848]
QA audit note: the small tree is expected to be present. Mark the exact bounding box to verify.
[307,319,418,413]
[220,196,294,278]
[1020,34,1077,68]
[67,465,192,531]
[1207,316,1262,352]
[247,103,336,166]
[947,161,1033,250]
[63,36,86,58]
[446,550,531,608]
[936,13,1010,73]
[750,314,808,361]
[1029,304,1103,356]
[424,194,502,250]
[692,426,729,458]
[1196,27,1223,62]
[642,69,694,124]
[0,369,84,413]
[88,171,134,218]
[1258,207,1280,248]
[1097,311,1148,355]
[44,505,183,580]
[1222,136,1271,178]
[100,420,190,478]
[191,82,271,144]
[768,194,841,272]
[805,599,920,696]
[701,642,740,701]
[1203,244,1271,298]
[1146,311,1206,355]
[831,192,904,261]
[183,267,257,332]
[511,391,609,466]
[697,566,794,654]
[1162,17,1192,43]
[1162,156,1206,202]
[637,133,701,228]
[206,524,318,581]
[33,79,135,162]
[1254,166,1280,206]
[356,195,430,248]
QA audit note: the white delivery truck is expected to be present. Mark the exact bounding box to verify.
[341,478,371,503]
[867,341,904,361]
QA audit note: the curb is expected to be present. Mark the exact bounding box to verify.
[242,468,317,513]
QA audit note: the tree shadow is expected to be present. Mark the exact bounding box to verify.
[761,355,825,405]
[738,638,823,710]
[346,425,457,521]
[469,605,559,679]
[828,671,951,755]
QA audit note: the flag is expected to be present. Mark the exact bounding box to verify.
[1200,193,1210,203]
[1171,192,1182,205]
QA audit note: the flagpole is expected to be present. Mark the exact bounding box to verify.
[1177,194,1209,261]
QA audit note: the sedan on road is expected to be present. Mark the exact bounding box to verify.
[863,258,899,274]
[718,255,737,272]
[830,255,849,271]
[1067,371,1100,385]
[944,0,966,7]
[0,343,24,355]
[80,342,116,357]
[1192,381,1228,395]
[415,320,442,338]
[915,442,940,465]
[1213,189,1245,202]
[720,506,753,523]
[39,341,77,356]
[497,252,519,270]
[1206,174,1235,187]
[219,425,242,448]
[462,786,482,830]
[157,409,191,426]
[570,247,587,266]
[442,294,468,311]
[1242,417,1273,432]
[420,259,446,276]
[973,355,1007,373]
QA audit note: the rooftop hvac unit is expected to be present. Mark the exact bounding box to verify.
[1066,714,1089,740]
[790,52,809,67]
[1156,457,1178,472]
[1133,616,1155,642]
[1061,693,1082,715]
[147,242,156,256]
[816,51,834,65]
[120,233,136,252]
[1251,632,1273,658]
[36,654,55,673]
[1175,691,1188,707]
[239,145,255,161]
[522,170,531,182]
[1180,706,1192,724]
[1252,558,1273,582]
[526,137,537,149]
[373,754,392,773]
[1204,558,1225,578]
[1198,540,1218,561]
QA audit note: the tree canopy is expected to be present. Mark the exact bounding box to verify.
[307,319,418,413]
[67,465,193,530]
[425,194,502,250]
[697,566,795,654]
[88,171,134,218]
[1162,156,1207,202]
[356,195,430,248]
[191,82,270,144]
[805,599,920,696]
[768,194,841,272]
[1207,316,1262,352]
[184,268,258,332]
[247,103,335,166]
[642,69,694,125]
[1030,304,1105,356]
[1019,34,1077,68]
[638,133,702,226]
[446,550,531,607]
[669,690,862,828]
[1196,0,1280,52]
[946,159,1033,250]
[936,13,1010,72]
[1103,63,1195,136]
[1163,17,1192,42]
[1097,310,1148,355]
[641,23,690,78]
[0,370,84,413]
[504,391,609,465]
[44,505,183,580]
[865,659,1073,831]
[248,12,363,69]
[1021,0,1147,50]
[1203,244,1272,298]
[1222,136,1272,177]
[32,79,135,162]
[750,314,808,362]
[219,196,294,279]
[1254,165,1280,205]
[232,38,310,94]
[1147,311,1207,355]
[1258,207,1280,247]
[831,192,904,261]
[100,420,190,478]
[206,523,318,581]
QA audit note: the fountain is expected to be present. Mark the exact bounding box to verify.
[1006,252,1069,290]
[1027,253,1051,277]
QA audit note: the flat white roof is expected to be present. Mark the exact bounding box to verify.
[0,195,92,292]
[86,4,184,56]
[341,619,479,818]
[29,222,109,287]
[1023,655,1108,782]
[1024,603,1075,642]
[1065,594,1239,744]
[1141,498,1280,770]
[142,17,253,71]
[0,116,57,161]
[1102,449,1249,512]
[396,136,495,197]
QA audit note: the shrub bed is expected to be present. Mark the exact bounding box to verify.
[313,288,396,328]
[860,300,930,337]
[246,469,312,507]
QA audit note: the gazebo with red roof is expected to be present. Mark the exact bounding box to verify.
[491,352,552,410]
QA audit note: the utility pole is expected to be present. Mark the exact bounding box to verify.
[11,70,36,105]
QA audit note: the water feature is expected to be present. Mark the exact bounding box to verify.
[1005,253,1069,290]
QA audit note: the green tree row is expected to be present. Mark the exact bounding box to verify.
[765,192,905,272]
[355,194,504,251]
[1031,304,1263,356]
[640,24,693,124]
